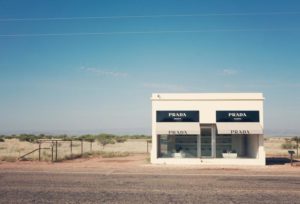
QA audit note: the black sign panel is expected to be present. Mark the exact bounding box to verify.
[156,111,199,122]
[216,111,259,122]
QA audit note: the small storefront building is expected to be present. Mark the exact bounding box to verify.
[151,93,265,166]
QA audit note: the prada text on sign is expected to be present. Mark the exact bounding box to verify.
[216,111,259,122]
[156,111,199,122]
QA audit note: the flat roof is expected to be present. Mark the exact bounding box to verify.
[151,93,264,101]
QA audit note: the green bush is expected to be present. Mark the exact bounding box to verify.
[97,137,115,149]
[18,134,38,143]
[77,135,96,142]
[0,133,151,143]
[121,134,151,139]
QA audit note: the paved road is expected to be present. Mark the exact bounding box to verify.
[1,171,300,204]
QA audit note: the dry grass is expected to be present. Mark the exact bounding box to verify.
[0,138,149,162]
[0,155,17,162]
[54,151,130,162]
[100,151,130,158]
[264,137,299,157]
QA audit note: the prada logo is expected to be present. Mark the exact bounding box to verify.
[168,130,188,135]
[231,130,250,134]
[228,112,247,117]
[168,113,187,117]
[217,111,259,123]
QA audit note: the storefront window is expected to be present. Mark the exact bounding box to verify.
[216,134,232,158]
[158,132,258,159]
[158,135,198,158]
[216,134,258,158]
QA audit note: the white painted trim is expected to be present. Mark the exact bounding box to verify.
[152,158,266,166]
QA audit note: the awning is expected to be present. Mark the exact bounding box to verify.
[156,123,200,135]
[216,123,263,135]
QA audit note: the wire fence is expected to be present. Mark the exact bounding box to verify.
[0,138,152,162]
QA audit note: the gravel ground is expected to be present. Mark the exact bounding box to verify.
[1,154,300,204]
[1,170,300,204]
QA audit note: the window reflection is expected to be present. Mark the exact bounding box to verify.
[158,135,198,158]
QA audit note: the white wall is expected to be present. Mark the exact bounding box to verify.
[151,93,265,165]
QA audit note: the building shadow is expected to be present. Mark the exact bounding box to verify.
[266,157,298,165]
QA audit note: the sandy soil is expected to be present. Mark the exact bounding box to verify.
[1,154,300,175]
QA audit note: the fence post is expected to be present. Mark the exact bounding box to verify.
[81,140,83,155]
[38,142,41,161]
[70,140,73,158]
[51,143,54,162]
[55,141,58,161]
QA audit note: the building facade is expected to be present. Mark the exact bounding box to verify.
[151,93,265,166]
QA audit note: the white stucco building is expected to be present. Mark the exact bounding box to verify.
[151,93,265,166]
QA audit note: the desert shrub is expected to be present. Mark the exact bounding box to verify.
[62,154,82,161]
[19,157,35,161]
[100,151,130,158]
[17,134,70,142]
[18,134,39,143]
[145,156,150,163]
[0,133,151,142]
[281,142,297,149]
[78,135,96,142]
[57,135,72,141]
[97,137,115,149]
[115,137,127,143]
[0,156,17,162]
[62,152,92,161]
[0,138,5,142]
[96,133,116,140]
[121,135,151,139]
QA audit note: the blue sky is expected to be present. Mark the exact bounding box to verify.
[0,0,300,135]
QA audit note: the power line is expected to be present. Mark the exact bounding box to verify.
[0,11,299,22]
[0,28,299,37]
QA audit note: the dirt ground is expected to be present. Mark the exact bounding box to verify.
[1,139,299,204]
[1,154,299,175]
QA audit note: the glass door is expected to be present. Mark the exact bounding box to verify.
[200,127,212,157]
